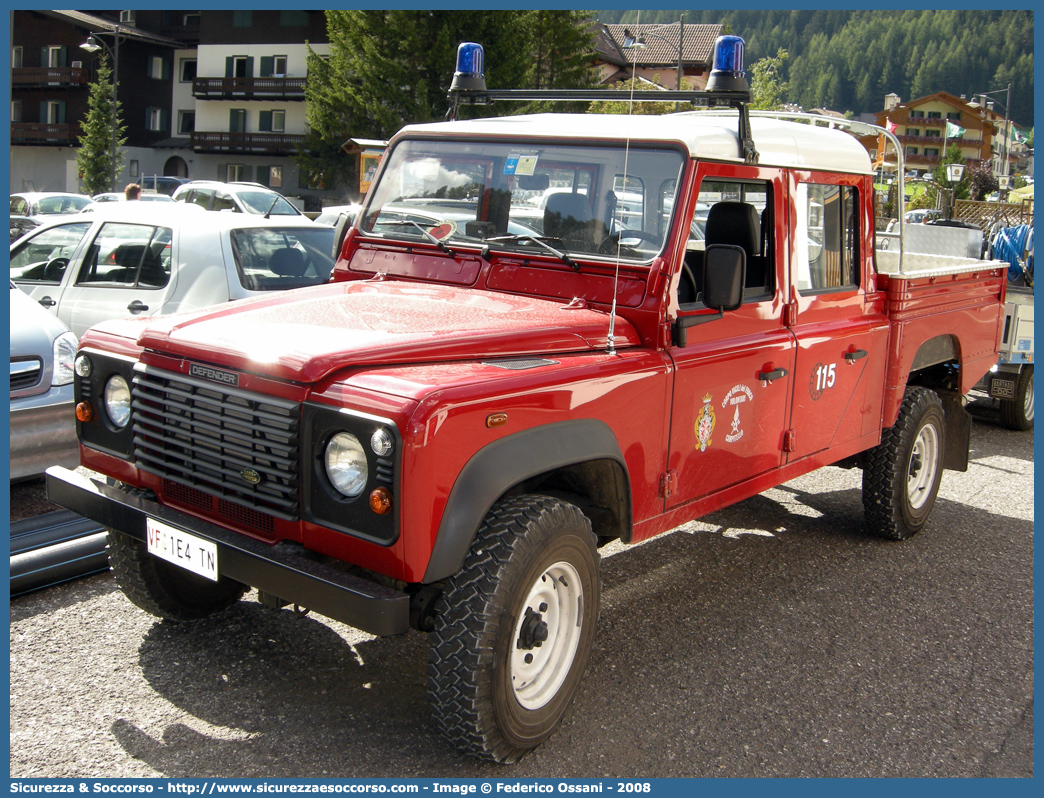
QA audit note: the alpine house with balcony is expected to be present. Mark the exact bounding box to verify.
[10,10,330,208]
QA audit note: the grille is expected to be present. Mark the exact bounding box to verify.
[10,359,42,392]
[132,366,300,520]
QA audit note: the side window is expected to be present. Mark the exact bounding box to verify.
[76,223,173,288]
[9,222,92,282]
[188,189,212,210]
[212,193,238,212]
[795,183,858,293]
[680,178,773,307]
[11,196,28,215]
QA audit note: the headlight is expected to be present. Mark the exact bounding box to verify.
[324,432,368,497]
[104,374,132,429]
[52,333,78,386]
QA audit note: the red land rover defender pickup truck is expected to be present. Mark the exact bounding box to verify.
[47,39,1006,763]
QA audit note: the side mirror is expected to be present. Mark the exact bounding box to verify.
[332,212,352,260]
[673,244,745,347]
[703,244,745,311]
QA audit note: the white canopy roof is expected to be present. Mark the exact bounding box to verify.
[399,111,873,175]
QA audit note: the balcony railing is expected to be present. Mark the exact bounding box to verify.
[12,67,90,88]
[192,77,307,100]
[11,122,82,145]
[191,131,306,153]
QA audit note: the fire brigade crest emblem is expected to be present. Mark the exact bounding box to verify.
[695,393,716,452]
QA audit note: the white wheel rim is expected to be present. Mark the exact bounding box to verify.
[1023,377,1034,421]
[907,422,940,511]
[510,561,583,711]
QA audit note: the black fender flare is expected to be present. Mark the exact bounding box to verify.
[422,419,629,583]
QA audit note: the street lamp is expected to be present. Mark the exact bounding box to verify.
[974,84,1012,179]
[80,27,122,191]
[622,15,686,91]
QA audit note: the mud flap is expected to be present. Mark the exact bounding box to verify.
[938,390,971,472]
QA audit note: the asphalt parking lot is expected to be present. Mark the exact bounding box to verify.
[8,400,1033,778]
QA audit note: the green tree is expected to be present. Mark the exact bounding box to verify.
[749,48,790,110]
[299,10,595,196]
[76,56,126,196]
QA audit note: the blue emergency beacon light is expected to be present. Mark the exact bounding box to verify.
[705,35,748,93]
[449,42,486,93]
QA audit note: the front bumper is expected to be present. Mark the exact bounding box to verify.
[45,466,410,636]
[9,391,78,481]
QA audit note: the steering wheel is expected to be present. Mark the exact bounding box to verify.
[43,257,69,282]
[599,229,661,255]
[679,262,699,305]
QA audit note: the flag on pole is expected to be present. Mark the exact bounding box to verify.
[945,121,965,139]
[885,118,897,134]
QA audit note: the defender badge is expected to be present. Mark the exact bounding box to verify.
[240,468,262,485]
[695,393,716,452]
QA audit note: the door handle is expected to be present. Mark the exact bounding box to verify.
[757,367,788,382]
[38,296,56,308]
[127,300,149,312]
[845,349,869,362]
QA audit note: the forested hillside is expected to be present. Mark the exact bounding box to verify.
[597,10,1033,127]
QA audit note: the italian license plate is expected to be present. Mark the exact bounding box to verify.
[146,517,219,581]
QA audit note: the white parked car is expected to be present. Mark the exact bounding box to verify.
[172,180,305,217]
[9,281,79,481]
[88,192,176,204]
[10,202,336,338]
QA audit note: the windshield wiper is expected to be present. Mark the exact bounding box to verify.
[486,234,579,271]
[379,220,457,256]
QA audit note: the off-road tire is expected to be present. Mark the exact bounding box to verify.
[863,387,946,540]
[1000,365,1034,431]
[107,529,247,621]
[428,495,600,763]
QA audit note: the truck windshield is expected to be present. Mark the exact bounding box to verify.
[360,139,686,263]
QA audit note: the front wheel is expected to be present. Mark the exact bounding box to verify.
[428,495,600,763]
[107,530,247,621]
[862,387,946,540]
[1000,365,1034,431]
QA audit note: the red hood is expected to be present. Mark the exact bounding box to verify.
[131,281,640,383]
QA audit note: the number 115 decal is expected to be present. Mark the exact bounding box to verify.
[809,362,836,401]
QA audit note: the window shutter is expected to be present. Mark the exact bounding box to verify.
[40,47,47,68]
[163,59,170,80]
[59,46,68,67]
[161,109,169,130]
[225,56,233,78]
[39,100,46,122]
[57,101,66,124]
[246,57,255,78]
[259,111,272,132]
[260,56,274,78]
[258,166,270,186]
[146,107,153,128]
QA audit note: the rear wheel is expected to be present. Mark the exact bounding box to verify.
[428,495,599,763]
[863,387,946,540]
[107,530,247,621]
[1000,365,1034,431]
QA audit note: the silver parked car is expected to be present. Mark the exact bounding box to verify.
[9,281,79,481]
[10,191,93,218]
[11,202,336,338]
[172,180,305,216]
